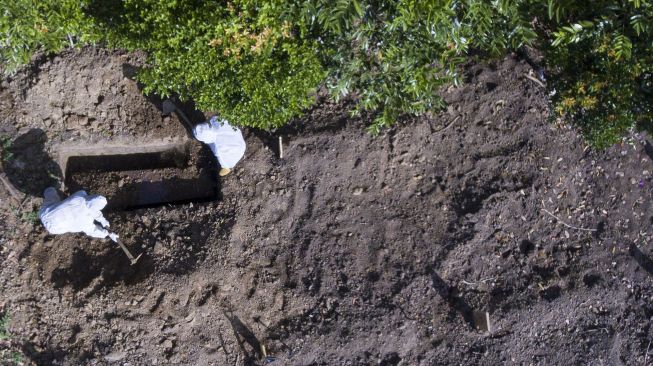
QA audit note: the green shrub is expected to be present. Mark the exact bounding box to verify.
[0,0,652,146]
[0,135,13,162]
[86,0,326,129]
[0,312,9,340]
[539,0,653,147]
[299,0,537,132]
[0,0,97,73]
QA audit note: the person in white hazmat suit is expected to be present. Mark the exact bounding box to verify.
[193,116,246,177]
[39,187,118,241]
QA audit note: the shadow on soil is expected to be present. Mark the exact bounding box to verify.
[643,140,653,162]
[3,129,62,196]
[46,206,228,291]
[21,343,69,366]
[224,311,263,366]
[45,204,229,292]
[429,270,476,329]
[21,331,108,365]
[629,242,653,276]
[49,242,154,292]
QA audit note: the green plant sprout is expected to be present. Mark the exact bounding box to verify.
[0,135,13,163]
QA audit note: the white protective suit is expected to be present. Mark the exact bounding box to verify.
[39,187,118,240]
[193,116,246,169]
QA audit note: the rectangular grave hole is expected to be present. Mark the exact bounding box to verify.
[64,145,218,210]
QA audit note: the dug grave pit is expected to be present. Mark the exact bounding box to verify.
[61,140,219,210]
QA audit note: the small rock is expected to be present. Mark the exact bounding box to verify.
[204,343,218,353]
[473,311,491,332]
[352,187,364,196]
[104,351,126,362]
[153,241,165,255]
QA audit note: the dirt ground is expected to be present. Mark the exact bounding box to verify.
[1,47,653,365]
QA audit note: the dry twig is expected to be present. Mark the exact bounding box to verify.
[524,73,545,88]
[0,173,24,204]
[434,115,460,133]
[542,208,597,232]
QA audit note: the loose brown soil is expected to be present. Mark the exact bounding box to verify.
[1,47,653,365]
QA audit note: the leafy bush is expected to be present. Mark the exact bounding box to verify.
[299,0,537,132]
[0,135,13,163]
[85,0,326,129]
[0,0,97,73]
[539,0,653,147]
[0,0,652,146]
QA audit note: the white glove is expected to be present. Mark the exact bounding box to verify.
[96,217,110,228]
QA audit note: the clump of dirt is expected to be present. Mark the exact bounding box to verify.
[1,46,653,366]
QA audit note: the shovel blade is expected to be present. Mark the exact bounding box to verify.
[130,253,143,266]
[162,100,177,115]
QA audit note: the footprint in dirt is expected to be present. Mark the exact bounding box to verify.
[3,128,62,196]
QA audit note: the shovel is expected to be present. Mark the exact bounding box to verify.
[110,234,142,266]
[162,99,194,135]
